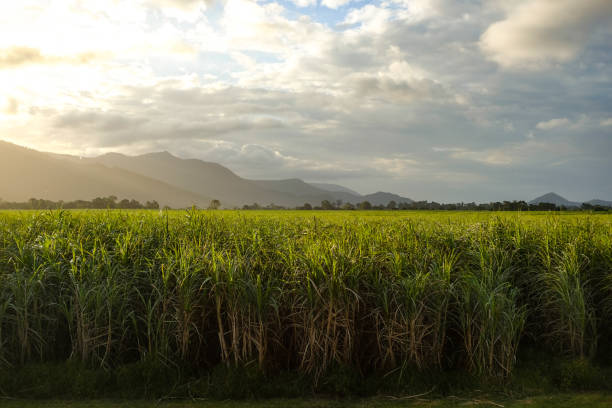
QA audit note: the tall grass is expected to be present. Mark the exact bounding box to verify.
[0,210,610,382]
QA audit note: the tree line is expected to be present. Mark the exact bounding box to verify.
[1,197,609,211]
[0,196,160,210]
[241,199,611,211]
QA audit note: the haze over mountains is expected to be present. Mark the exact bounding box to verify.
[0,141,413,208]
[0,141,609,209]
[0,141,211,208]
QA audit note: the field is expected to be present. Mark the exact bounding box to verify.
[0,210,611,399]
[2,394,612,408]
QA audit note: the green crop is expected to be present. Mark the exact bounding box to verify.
[0,210,610,381]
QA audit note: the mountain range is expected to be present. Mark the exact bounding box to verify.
[528,192,612,208]
[1,141,609,209]
[0,141,413,208]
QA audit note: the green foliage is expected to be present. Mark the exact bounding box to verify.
[552,358,611,391]
[115,358,181,398]
[0,361,112,398]
[0,210,610,398]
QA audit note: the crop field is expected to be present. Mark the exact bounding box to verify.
[0,210,611,397]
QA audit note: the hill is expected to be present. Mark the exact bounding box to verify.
[252,178,338,198]
[361,191,414,206]
[528,192,581,208]
[81,152,344,207]
[0,141,212,208]
[2,140,416,208]
[587,199,612,207]
[251,178,365,205]
[309,182,361,196]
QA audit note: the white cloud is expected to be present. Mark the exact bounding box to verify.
[480,0,612,69]
[322,0,356,10]
[372,156,420,176]
[288,0,318,7]
[0,1,202,60]
[4,97,18,114]
[389,0,442,20]
[343,4,392,33]
[147,0,210,22]
[536,117,570,130]
[0,0,610,200]
[437,139,574,166]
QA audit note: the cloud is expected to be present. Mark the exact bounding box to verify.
[0,47,108,69]
[322,0,356,10]
[149,0,212,9]
[147,0,212,21]
[288,0,318,7]
[1,0,610,201]
[54,111,147,133]
[0,47,44,67]
[350,75,448,103]
[343,4,392,33]
[480,0,612,69]
[372,156,420,176]
[51,102,286,148]
[4,97,18,114]
[436,139,574,167]
[536,117,570,130]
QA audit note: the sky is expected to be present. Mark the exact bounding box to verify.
[1,0,611,202]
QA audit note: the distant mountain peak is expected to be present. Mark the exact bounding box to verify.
[0,140,212,208]
[529,192,579,207]
[362,191,413,204]
[146,151,176,159]
[100,152,126,158]
[539,192,566,200]
[308,182,361,196]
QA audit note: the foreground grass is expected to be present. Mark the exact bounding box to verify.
[2,394,611,408]
[0,210,611,398]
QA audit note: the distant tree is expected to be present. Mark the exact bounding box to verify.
[242,203,261,210]
[208,199,221,210]
[335,199,343,209]
[302,203,312,210]
[358,201,372,210]
[320,200,334,210]
[399,202,411,210]
[146,200,160,209]
[341,202,355,210]
[92,197,105,208]
[387,200,397,210]
[0,196,160,210]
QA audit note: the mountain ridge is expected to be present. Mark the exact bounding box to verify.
[2,141,609,208]
[0,140,213,208]
[528,192,612,208]
[73,148,415,207]
[528,192,581,207]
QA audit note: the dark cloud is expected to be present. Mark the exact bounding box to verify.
[54,111,147,133]
[351,76,450,103]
